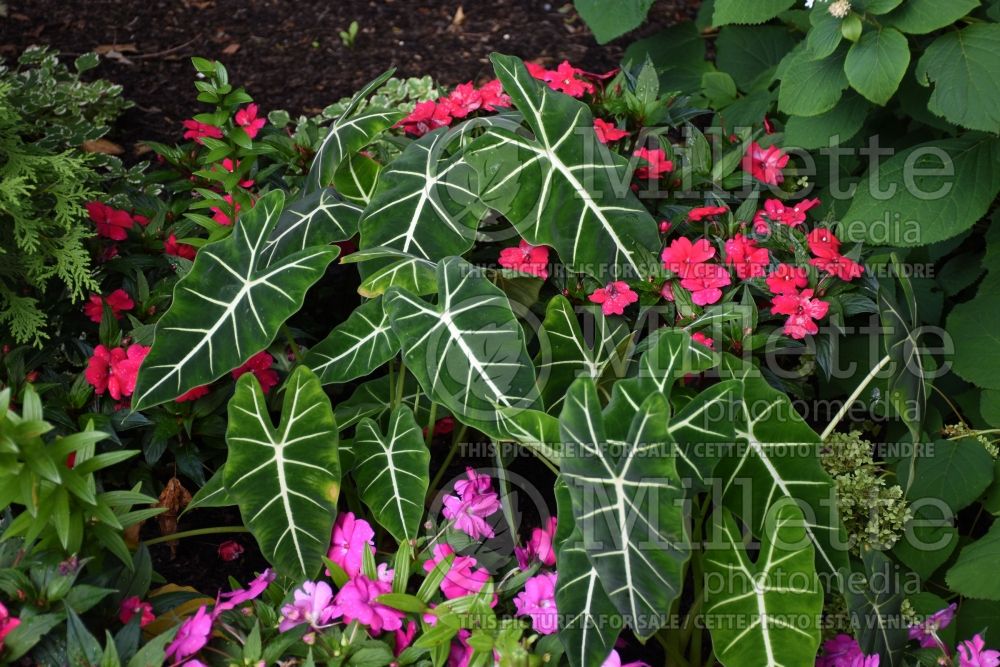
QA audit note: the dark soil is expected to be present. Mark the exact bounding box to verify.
[1,0,701,149]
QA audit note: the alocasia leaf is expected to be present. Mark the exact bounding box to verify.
[704,502,824,667]
[304,69,403,193]
[353,406,429,543]
[465,54,659,281]
[847,549,909,666]
[559,377,689,639]
[384,256,540,439]
[133,191,339,409]
[260,188,361,268]
[223,366,340,580]
[553,480,619,667]
[342,247,439,298]
[304,297,399,385]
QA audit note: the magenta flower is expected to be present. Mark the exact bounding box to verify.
[602,650,650,667]
[515,517,558,569]
[423,544,491,600]
[165,605,213,662]
[958,635,1000,667]
[454,467,493,497]
[279,581,336,632]
[394,621,416,657]
[816,634,879,667]
[0,602,21,652]
[514,572,559,635]
[330,574,404,634]
[442,469,501,540]
[213,568,275,616]
[908,602,956,648]
[588,281,639,317]
[327,511,376,577]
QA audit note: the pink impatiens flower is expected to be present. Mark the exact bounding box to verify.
[165,233,198,261]
[399,100,452,137]
[908,602,956,648]
[442,468,502,540]
[589,281,639,316]
[498,240,550,279]
[816,634,879,667]
[279,581,336,632]
[165,605,213,662]
[330,574,404,634]
[766,263,808,295]
[514,572,558,635]
[182,119,223,144]
[0,602,17,653]
[234,103,265,139]
[119,596,155,628]
[515,516,558,569]
[593,118,628,144]
[603,650,650,667]
[231,350,279,393]
[743,141,789,185]
[86,201,134,241]
[213,569,275,616]
[327,512,376,577]
[724,235,769,280]
[958,634,1000,667]
[85,344,149,401]
[770,288,829,339]
[633,146,673,180]
[423,543,491,600]
[83,289,134,323]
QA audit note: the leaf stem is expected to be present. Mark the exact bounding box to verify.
[424,401,438,449]
[427,425,466,497]
[394,360,407,408]
[282,325,302,362]
[820,353,892,441]
[143,525,250,547]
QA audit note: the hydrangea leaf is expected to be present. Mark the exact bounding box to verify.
[261,188,361,268]
[777,43,850,117]
[844,27,910,106]
[946,520,1000,601]
[305,68,403,193]
[704,502,823,667]
[223,366,340,580]
[465,54,659,281]
[784,91,869,149]
[883,0,979,34]
[717,25,797,92]
[947,272,1000,390]
[384,257,540,440]
[553,479,619,667]
[133,191,339,409]
[915,24,1000,133]
[573,0,654,44]
[559,377,689,640]
[304,297,399,385]
[353,406,430,543]
[712,0,796,26]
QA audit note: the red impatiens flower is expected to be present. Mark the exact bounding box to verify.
[766,263,808,295]
[399,100,452,137]
[234,103,265,139]
[688,205,729,222]
[86,201,134,241]
[593,118,628,144]
[210,193,239,226]
[680,262,731,306]
[119,596,155,628]
[232,350,279,393]
[176,385,210,403]
[164,233,197,261]
[498,240,550,279]
[444,82,482,119]
[182,119,223,144]
[661,237,716,277]
[633,147,673,180]
[478,79,511,111]
[527,60,595,98]
[221,158,254,188]
[770,288,829,339]
[724,235,769,280]
[85,344,150,401]
[218,540,245,561]
[806,227,841,259]
[83,289,135,323]
[691,331,715,349]
[743,141,789,185]
[753,198,820,233]
[811,254,864,282]
[588,281,638,316]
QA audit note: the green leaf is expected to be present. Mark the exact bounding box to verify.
[304,297,399,385]
[883,0,979,34]
[623,22,713,94]
[947,522,1000,600]
[133,191,340,408]
[261,188,361,269]
[915,24,1000,133]
[534,296,631,412]
[784,91,869,149]
[847,549,909,666]
[806,10,844,59]
[305,69,403,193]
[948,273,1000,390]
[844,28,909,105]
[840,135,1000,247]
[553,481,619,667]
[559,378,689,639]
[353,406,429,542]
[333,153,382,205]
[384,257,540,439]
[778,44,850,117]
[573,0,654,44]
[224,366,340,579]
[717,25,797,92]
[713,0,796,25]
[184,467,234,513]
[898,439,994,514]
[704,502,823,667]
[466,54,659,281]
